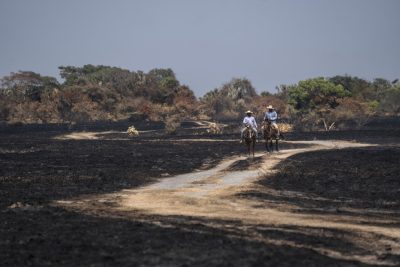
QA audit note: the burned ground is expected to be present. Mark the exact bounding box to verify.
[240,146,400,212]
[2,208,381,267]
[0,134,241,209]
[1,123,400,266]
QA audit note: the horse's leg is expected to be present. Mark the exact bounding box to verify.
[264,138,268,151]
[276,139,279,152]
[252,139,255,158]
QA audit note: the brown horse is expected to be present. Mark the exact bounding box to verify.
[262,121,279,152]
[243,125,256,158]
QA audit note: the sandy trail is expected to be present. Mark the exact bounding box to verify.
[120,140,372,210]
[53,120,227,141]
[56,140,400,266]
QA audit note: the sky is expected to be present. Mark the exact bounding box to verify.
[0,0,399,96]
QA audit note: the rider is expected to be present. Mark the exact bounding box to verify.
[240,110,258,143]
[264,105,283,139]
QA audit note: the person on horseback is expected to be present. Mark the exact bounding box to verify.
[264,105,283,139]
[240,110,258,143]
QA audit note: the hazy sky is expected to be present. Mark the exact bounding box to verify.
[0,0,399,96]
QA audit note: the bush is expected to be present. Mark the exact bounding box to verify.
[379,87,400,115]
[127,126,139,137]
[278,123,293,133]
[207,122,223,134]
[165,115,181,134]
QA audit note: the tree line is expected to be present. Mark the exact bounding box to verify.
[0,64,399,131]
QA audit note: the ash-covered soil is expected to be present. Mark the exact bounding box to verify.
[243,146,400,212]
[1,122,400,266]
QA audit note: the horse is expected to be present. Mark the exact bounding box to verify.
[243,125,256,158]
[262,121,279,152]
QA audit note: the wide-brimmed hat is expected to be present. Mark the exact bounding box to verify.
[245,110,253,114]
[267,105,274,109]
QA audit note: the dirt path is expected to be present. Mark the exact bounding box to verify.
[119,140,374,214]
[56,140,400,266]
[53,120,225,141]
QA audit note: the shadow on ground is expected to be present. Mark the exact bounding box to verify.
[0,129,309,210]
[239,146,400,220]
[226,156,265,171]
[0,136,239,209]
[2,125,399,266]
[1,206,386,267]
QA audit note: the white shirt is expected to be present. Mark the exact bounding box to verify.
[265,110,278,122]
[243,116,257,128]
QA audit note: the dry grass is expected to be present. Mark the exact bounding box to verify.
[207,122,223,134]
[165,116,181,134]
[127,126,139,137]
[278,123,293,133]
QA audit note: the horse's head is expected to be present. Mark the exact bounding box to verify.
[263,121,274,138]
[244,124,255,139]
[263,121,278,139]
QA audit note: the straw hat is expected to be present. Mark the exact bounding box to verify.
[267,105,274,109]
[245,110,253,114]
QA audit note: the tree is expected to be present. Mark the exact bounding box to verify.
[329,75,369,97]
[199,89,221,118]
[333,97,373,128]
[219,78,257,100]
[0,71,60,102]
[199,78,258,120]
[288,77,350,131]
[275,84,292,102]
[289,77,349,112]
[173,85,197,117]
[329,75,395,103]
[147,68,176,82]
[372,78,392,100]
[250,95,288,120]
[260,91,272,97]
[379,86,400,115]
